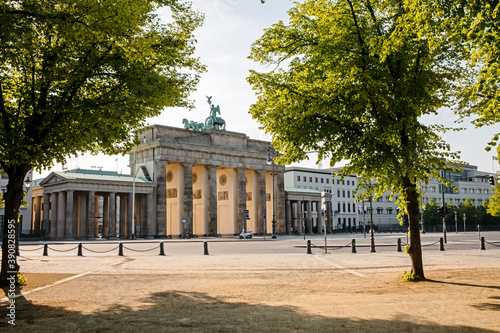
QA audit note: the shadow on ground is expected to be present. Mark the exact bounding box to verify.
[1,290,496,332]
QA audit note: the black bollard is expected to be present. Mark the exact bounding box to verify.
[397,238,402,252]
[351,239,357,253]
[480,237,486,250]
[204,241,209,255]
[77,243,83,256]
[439,237,445,251]
[118,242,123,256]
[43,243,48,256]
[307,240,312,254]
[159,242,165,256]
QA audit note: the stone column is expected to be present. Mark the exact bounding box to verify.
[119,195,126,238]
[257,170,266,235]
[94,195,100,237]
[108,192,116,238]
[57,191,66,238]
[103,195,109,238]
[42,193,50,236]
[297,200,303,234]
[79,193,88,238]
[87,191,95,238]
[286,199,292,235]
[50,192,58,238]
[65,190,74,239]
[306,201,313,234]
[276,171,285,235]
[156,162,167,237]
[33,196,42,232]
[146,193,154,238]
[183,163,193,235]
[237,168,246,233]
[207,166,217,236]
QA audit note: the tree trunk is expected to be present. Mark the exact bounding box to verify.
[1,164,30,281]
[403,176,425,281]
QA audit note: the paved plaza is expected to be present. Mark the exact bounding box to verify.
[1,231,500,332]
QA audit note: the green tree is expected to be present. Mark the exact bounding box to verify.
[0,0,205,280]
[248,0,464,280]
[487,184,500,217]
[422,199,440,229]
[407,1,500,157]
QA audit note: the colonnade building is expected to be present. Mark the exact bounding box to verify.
[30,125,300,239]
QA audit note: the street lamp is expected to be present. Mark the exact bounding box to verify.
[24,175,32,190]
[267,146,277,239]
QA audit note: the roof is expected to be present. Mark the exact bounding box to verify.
[39,169,154,186]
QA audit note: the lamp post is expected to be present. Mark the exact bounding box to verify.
[454,209,458,233]
[267,146,277,239]
[368,195,375,252]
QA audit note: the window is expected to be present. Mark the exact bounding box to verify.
[485,189,489,194]
[386,196,390,202]
[337,202,341,212]
[342,190,345,197]
[337,179,340,185]
[353,203,356,212]
[347,180,350,185]
[297,176,300,182]
[321,178,324,184]
[470,188,474,194]
[337,190,341,197]
[477,189,481,194]
[387,208,393,215]
[377,208,383,214]
[326,179,329,184]
[347,191,350,198]
[348,203,351,212]
[315,177,318,183]
[303,176,306,182]
[309,177,313,182]
[342,202,346,212]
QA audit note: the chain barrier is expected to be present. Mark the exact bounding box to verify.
[310,242,351,251]
[485,240,500,248]
[48,245,79,252]
[122,244,159,252]
[422,240,441,247]
[81,245,119,254]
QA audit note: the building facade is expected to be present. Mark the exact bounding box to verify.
[29,125,288,239]
[284,167,358,232]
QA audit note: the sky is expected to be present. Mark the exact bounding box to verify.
[33,0,499,180]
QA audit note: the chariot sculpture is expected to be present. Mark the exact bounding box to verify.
[182,96,226,131]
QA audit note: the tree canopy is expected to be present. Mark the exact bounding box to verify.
[0,0,204,279]
[248,0,466,280]
[407,0,500,156]
[0,0,205,171]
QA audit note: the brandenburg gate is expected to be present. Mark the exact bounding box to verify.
[133,123,285,237]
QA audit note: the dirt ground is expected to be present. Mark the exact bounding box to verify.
[1,267,500,332]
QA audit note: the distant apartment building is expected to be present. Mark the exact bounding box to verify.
[284,163,495,231]
[372,164,495,228]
